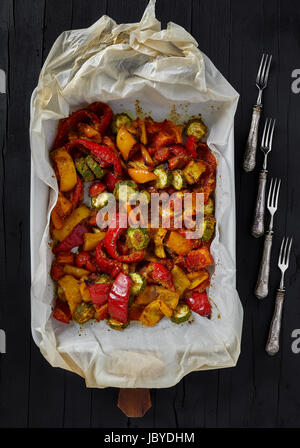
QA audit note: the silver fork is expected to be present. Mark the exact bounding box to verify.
[251,118,276,237]
[254,178,281,299]
[243,54,272,172]
[266,236,293,356]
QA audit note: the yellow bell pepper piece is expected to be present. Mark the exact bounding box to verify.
[158,300,173,318]
[166,231,191,256]
[135,285,158,306]
[139,300,164,327]
[79,277,91,302]
[83,232,106,251]
[136,285,179,310]
[137,118,148,145]
[171,265,191,295]
[52,205,90,242]
[187,269,209,289]
[183,160,206,185]
[51,193,73,229]
[58,275,82,315]
[51,147,77,192]
[154,228,167,258]
[63,265,90,279]
[116,127,137,160]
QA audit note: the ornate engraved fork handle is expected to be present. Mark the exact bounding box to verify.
[252,170,267,238]
[265,289,285,356]
[255,232,273,299]
[243,104,262,172]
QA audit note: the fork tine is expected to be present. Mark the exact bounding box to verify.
[267,178,274,207]
[278,237,286,265]
[268,118,276,150]
[286,237,293,266]
[282,237,289,265]
[258,54,268,84]
[274,178,281,208]
[262,54,272,86]
[270,178,277,207]
[256,53,266,85]
[264,118,272,148]
[261,118,269,147]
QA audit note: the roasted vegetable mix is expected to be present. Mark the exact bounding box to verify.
[50,102,216,328]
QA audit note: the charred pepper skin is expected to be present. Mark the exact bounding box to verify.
[69,139,123,177]
[53,223,89,254]
[86,102,113,135]
[95,240,123,277]
[104,215,146,263]
[53,109,103,149]
[147,262,175,291]
[70,175,82,209]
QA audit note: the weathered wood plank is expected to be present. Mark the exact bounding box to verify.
[0,0,45,428]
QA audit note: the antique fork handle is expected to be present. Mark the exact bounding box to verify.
[254,231,273,299]
[243,104,262,172]
[251,170,267,238]
[265,289,285,356]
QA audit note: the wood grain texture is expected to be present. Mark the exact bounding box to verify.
[0,0,300,428]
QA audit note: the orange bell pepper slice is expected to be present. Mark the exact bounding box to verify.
[51,147,77,192]
[128,168,157,184]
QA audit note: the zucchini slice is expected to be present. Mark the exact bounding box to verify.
[73,302,95,324]
[130,273,147,296]
[111,113,132,135]
[85,155,105,179]
[91,191,111,209]
[184,118,207,140]
[113,180,138,202]
[171,169,186,191]
[154,164,173,189]
[75,157,95,182]
[202,216,216,242]
[171,303,191,324]
[127,227,150,250]
[107,317,128,331]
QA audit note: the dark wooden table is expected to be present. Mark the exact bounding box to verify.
[1,0,300,428]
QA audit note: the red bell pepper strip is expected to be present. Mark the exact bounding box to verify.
[108,272,132,323]
[75,251,97,272]
[53,223,89,254]
[185,136,198,158]
[169,144,188,156]
[53,299,72,323]
[104,215,145,263]
[185,247,214,272]
[95,240,123,277]
[53,109,103,149]
[51,263,64,281]
[105,172,121,192]
[168,154,190,170]
[87,282,111,306]
[86,102,113,135]
[197,143,217,169]
[147,262,175,291]
[185,291,211,318]
[88,181,106,198]
[70,175,82,209]
[70,139,122,176]
[152,132,176,149]
[154,147,170,162]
